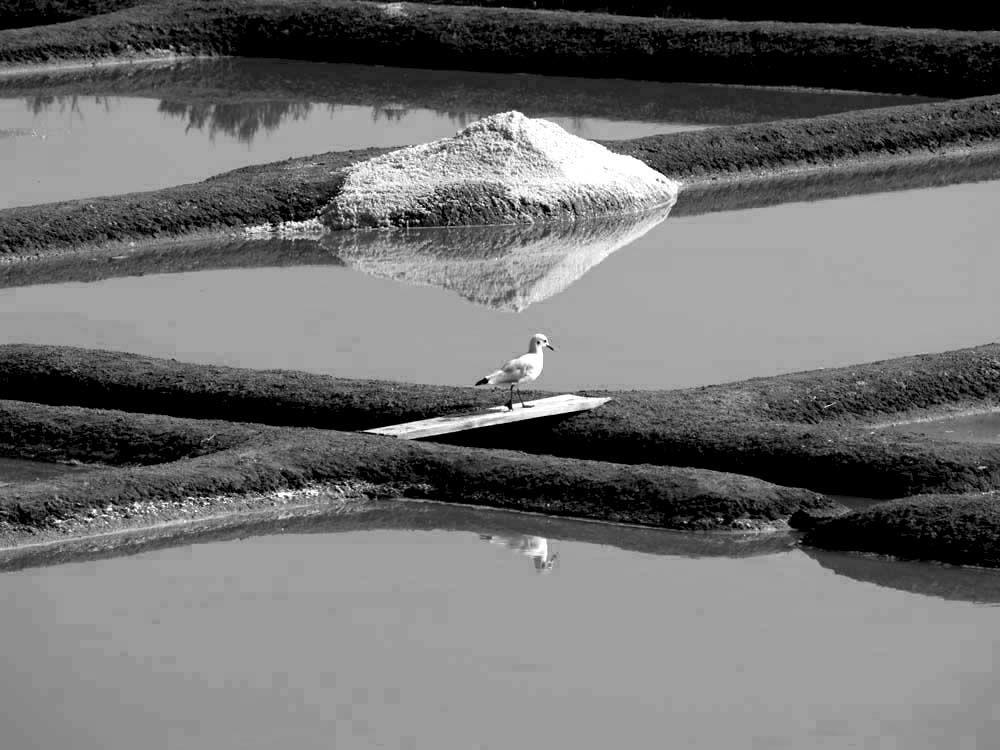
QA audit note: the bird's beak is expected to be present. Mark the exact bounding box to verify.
[546,344,555,351]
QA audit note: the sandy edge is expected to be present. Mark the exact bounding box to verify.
[0,480,380,550]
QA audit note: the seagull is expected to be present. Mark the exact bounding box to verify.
[475,333,555,410]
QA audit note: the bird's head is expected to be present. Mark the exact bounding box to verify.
[530,333,555,353]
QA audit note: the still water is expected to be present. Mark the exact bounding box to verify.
[0,57,929,208]
[885,412,1000,445]
[2,504,998,749]
[1,179,997,390]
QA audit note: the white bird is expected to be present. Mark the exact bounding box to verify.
[475,333,554,411]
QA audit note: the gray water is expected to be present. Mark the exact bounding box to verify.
[0,57,930,208]
[2,178,998,391]
[885,412,1000,444]
[2,504,998,749]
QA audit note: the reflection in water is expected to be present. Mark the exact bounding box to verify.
[5,498,1000,604]
[320,203,674,311]
[803,548,1000,605]
[480,533,558,572]
[3,57,930,130]
[157,100,315,143]
[28,96,592,145]
[0,204,673,311]
[0,236,343,290]
[0,500,799,575]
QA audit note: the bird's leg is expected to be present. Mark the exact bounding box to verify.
[505,385,514,411]
[517,384,531,409]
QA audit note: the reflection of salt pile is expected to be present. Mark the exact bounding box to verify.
[319,204,673,311]
[321,110,679,229]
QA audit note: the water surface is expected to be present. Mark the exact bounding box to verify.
[2,179,997,390]
[884,412,1000,445]
[2,503,998,749]
[0,58,930,208]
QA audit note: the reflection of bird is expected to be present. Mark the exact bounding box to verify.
[475,333,555,410]
[480,534,558,572]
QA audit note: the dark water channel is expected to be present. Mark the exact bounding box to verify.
[2,503,999,749]
[0,57,930,208]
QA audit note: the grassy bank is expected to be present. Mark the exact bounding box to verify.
[2,344,1000,500]
[2,1,999,96]
[802,494,1000,568]
[0,0,136,30]
[4,0,998,31]
[0,399,833,535]
[3,93,1000,256]
[412,1,1000,31]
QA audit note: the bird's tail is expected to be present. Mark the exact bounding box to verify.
[474,377,489,386]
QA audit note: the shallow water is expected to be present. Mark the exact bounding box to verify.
[885,412,1000,445]
[2,504,999,749]
[2,179,998,390]
[0,58,929,208]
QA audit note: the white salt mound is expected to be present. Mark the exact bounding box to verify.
[321,111,679,230]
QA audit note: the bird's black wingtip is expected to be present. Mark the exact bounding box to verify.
[474,377,488,386]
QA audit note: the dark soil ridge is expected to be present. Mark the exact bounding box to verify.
[0,398,833,533]
[0,0,139,31]
[3,343,1000,499]
[3,95,1000,257]
[671,146,1000,218]
[3,0,998,33]
[404,0,1000,32]
[802,493,1000,568]
[2,1,999,96]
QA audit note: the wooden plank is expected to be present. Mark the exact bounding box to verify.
[362,394,612,440]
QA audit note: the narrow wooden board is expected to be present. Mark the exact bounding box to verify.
[362,394,612,440]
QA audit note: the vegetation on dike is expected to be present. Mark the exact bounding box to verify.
[0,399,834,533]
[413,0,1000,32]
[2,94,1000,256]
[802,494,1000,568]
[0,0,136,30]
[1,1,999,97]
[3,0,999,32]
[2,343,1000,501]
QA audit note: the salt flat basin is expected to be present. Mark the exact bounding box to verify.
[883,412,1000,444]
[0,57,930,208]
[2,179,999,391]
[2,503,999,750]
